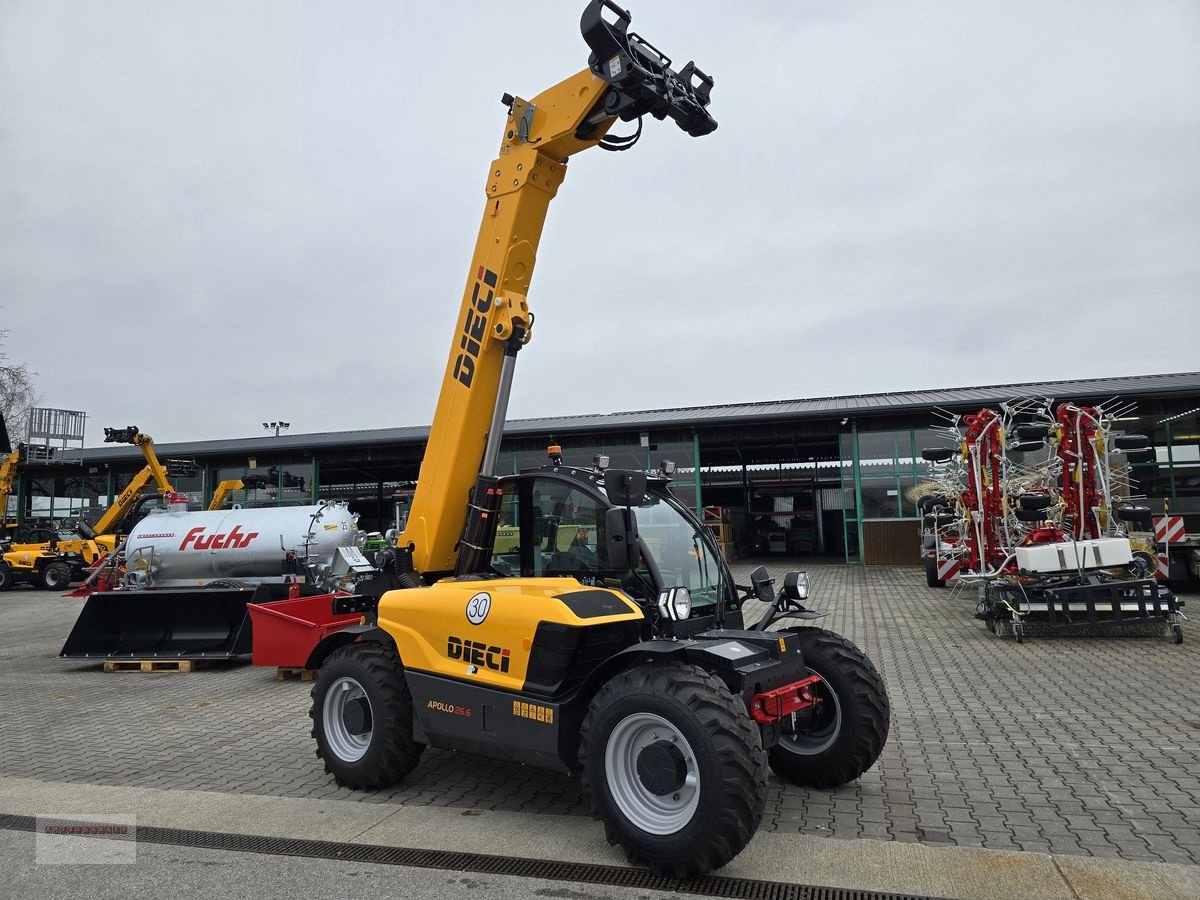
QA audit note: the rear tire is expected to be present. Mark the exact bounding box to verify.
[579,662,766,879]
[768,628,890,789]
[40,561,71,592]
[0,564,12,592]
[309,641,423,789]
[925,554,945,588]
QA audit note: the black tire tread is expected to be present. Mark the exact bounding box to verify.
[308,641,423,790]
[769,628,890,789]
[578,662,766,879]
[41,561,71,592]
[925,554,945,588]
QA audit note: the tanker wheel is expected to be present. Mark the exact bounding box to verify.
[40,561,71,592]
[579,662,767,879]
[768,628,890,789]
[925,555,945,588]
[0,563,12,592]
[309,641,424,789]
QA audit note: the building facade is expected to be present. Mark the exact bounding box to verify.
[8,373,1199,565]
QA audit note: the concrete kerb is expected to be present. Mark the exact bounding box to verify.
[4,775,1200,899]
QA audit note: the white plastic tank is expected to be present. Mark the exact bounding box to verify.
[123,501,359,587]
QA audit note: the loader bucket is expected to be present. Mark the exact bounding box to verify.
[246,591,360,669]
[58,587,261,661]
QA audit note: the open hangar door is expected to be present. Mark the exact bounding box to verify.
[697,438,846,561]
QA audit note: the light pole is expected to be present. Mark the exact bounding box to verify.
[263,421,290,438]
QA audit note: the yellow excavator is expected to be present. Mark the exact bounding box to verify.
[0,426,188,591]
[300,1,889,878]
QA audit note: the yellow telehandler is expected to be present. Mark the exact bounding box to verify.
[300,1,890,878]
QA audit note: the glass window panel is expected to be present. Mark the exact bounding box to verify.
[215,466,275,508]
[527,479,610,581]
[274,463,311,505]
[1170,414,1200,513]
[490,489,521,576]
[859,476,899,519]
[857,432,899,469]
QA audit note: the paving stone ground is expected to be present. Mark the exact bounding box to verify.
[1,564,1197,866]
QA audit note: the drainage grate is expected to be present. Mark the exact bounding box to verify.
[0,813,940,900]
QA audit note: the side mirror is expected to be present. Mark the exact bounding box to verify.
[921,448,954,463]
[604,469,647,507]
[604,506,641,571]
[749,565,774,603]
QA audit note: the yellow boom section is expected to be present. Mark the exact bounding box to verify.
[208,479,245,511]
[399,70,615,575]
[0,448,19,528]
[90,430,176,537]
[396,1,716,577]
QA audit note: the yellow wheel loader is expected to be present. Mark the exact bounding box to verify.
[302,1,889,878]
[0,445,81,590]
[0,426,191,591]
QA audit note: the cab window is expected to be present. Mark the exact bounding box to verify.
[489,489,522,576]
[529,479,607,580]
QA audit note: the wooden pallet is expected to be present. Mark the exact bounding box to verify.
[706,522,731,542]
[275,666,317,682]
[102,659,215,674]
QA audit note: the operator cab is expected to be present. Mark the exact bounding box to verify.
[488,461,742,631]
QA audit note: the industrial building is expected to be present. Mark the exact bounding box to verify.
[9,371,1199,565]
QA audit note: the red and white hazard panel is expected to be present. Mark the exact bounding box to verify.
[937,557,960,581]
[1155,516,1185,545]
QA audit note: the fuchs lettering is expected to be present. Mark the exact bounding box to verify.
[179,525,260,551]
[452,266,498,389]
[446,635,511,672]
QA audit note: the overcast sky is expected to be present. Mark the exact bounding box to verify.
[2,0,1198,445]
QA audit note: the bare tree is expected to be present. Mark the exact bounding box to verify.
[0,324,40,446]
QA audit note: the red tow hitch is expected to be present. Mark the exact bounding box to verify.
[750,674,823,724]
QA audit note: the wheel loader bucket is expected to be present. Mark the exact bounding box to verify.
[57,587,260,661]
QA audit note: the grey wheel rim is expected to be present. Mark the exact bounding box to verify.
[323,676,373,763]
[604,712,700,835]
[779,670,842,756]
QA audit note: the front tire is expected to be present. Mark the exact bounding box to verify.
[309,641,423,789]
[40,561,71,592]
[925,554,945,588]
[768,628,890,789]
[579,662,767,879]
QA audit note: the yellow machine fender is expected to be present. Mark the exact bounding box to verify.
[375,578,644,692]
